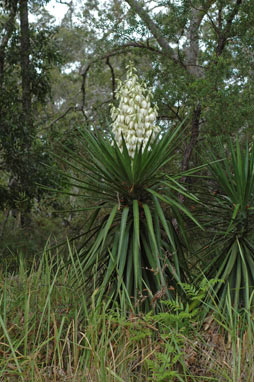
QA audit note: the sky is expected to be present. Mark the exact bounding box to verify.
[28,1,69,24]
[44,1,69,24]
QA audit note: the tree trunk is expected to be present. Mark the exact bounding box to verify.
[182,104,202,173]
[178,104,201,204]
[20,0,33,131]
[0,3,17,88]
[19,0,33,224]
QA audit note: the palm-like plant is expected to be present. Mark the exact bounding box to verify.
[195,139,254,311]
[58,65,201,309]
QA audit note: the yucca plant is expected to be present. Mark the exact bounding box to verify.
[195,138,254,311]
[56,64,201,310]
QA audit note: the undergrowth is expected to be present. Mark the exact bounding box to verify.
[0,248,254,381]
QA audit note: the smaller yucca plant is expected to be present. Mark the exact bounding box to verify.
[195,139,254,311]
[57,64,201,310]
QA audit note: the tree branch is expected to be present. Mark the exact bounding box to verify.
[55,0,72,4]
[80,40,165,79]
[124,0,178,62]
[124,0,216,75]
[159,102,183,122]
[185,1,216,77]
[106,57,116,100]
[81,63,91,111]
[47,106,80,128]
[216,0,243,56]
[120,40,163,54]
[81,49,133,76]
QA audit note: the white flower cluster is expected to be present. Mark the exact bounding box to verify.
[111,65,160,158]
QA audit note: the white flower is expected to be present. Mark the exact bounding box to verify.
[136,128,143,138]
[143,138,148,146]
[129,122,134,130]
[125,116,130,124]
[131,135,137,145]
[122,104,128,113]
[135,95,141,103]
[126,80,133,88]
[111,63,160,158]
[149,113,156,122]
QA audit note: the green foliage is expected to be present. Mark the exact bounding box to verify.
[146,349,185,382]
[0,213,63,271]
[138,280,210,381]
[194,139,254,311]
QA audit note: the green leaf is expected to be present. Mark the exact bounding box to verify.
[117,206,130,266]
[133,200,141,290]
[101,204,118,251]
[147,188,202,229]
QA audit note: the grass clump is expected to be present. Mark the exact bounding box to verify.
[1,249,254,381]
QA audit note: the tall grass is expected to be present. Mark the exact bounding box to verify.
[1,247,254,381]
[0,248,153,381]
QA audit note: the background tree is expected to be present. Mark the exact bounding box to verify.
[0,0,63,225]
